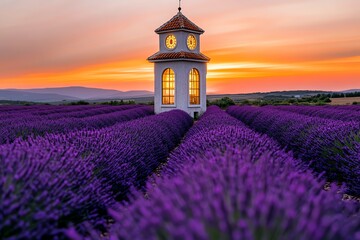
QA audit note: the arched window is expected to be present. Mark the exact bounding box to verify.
[162,68,175,105]
[189,68,200,105]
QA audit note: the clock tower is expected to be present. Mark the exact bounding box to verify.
[148,6,210,118]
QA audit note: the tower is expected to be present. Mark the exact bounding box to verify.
[148,5,210,118]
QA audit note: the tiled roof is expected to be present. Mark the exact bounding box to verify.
[148,51,210,62]
[155,12,205,34]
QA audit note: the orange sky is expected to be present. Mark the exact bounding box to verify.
[0,0,359,94]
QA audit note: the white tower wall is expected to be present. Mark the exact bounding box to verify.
[154,61,207,118]
[148,11,210,118]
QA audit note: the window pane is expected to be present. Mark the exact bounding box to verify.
[189,68,200,105]
[162,68,175,105]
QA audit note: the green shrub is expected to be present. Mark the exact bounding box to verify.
[207,97,235,109]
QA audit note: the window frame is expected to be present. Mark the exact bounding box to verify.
[161,68,176,106]
[189,68,200,106]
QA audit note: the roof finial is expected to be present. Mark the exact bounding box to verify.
[178,0,182,12]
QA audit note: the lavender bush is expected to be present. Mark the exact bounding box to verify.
[270,105,360,123]
[34,105,140,120]
[105,148,360,240]
[0,141,115,239]
[164,106,293,175]
[0,105,104,120]
[52,109,193,200]
[88,106,360,240]
[227,106,360,196]
[1,109,192,239]
[330,105,360,112]
[0,106,153,144]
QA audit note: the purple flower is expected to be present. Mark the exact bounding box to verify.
[1,107,192,239]
[101,106,360,240]
[227,105,360,196]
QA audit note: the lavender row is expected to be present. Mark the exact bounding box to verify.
[0,106,153,144]
[329,105,360,112]
[165,106,262,174]
[0,140,115,239]
[35,105,141,120]
[0,105,57,113]
[227,105,360,196]
[0,105,142,129]
[103,148,360,240]
[90,107,360,240]
[270,105,360,123]
[1,110,193,239]
[0,105,105,125]
[0,105,103,118]
[53,109,193,200]
[0,105,137,121]
[31,105,107,116]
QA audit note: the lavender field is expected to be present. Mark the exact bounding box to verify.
[1,105,360,239]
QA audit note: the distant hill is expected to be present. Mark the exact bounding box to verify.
[340,89,360,93]
[0,90,80,103]
[207,90,330,101]
[1,87,359,103]
[0,87,154,103]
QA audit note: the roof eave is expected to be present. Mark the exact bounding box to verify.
[148,58,210,63]
[155,28,205,34]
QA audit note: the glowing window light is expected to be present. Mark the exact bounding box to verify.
[189,68,200,105]
[162,68,175,105]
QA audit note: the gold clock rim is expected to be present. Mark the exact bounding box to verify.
[165,34,177,50]
[187,34,197,50]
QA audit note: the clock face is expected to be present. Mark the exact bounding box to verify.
[187,34,197,50]
[165,35,177,50]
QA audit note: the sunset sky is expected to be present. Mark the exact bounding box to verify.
[0,0,359,94]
